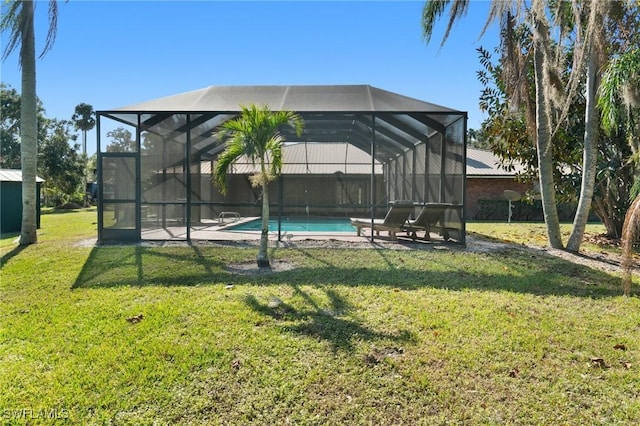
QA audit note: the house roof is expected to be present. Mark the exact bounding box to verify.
[222,142,383,175]
[197,145,518,177]
[466,148,524,177]
[0,169,45,183]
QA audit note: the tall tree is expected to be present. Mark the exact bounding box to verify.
[530,0,563,248]
[1,0,59,245]
[477,43,634,240]
[422,0,564,247]
[213,105,304,268]
[422,0,614,251]
[1,83,26,168]
[71,102,95,157]
[565,1,608,252]
[105,127,136,152]
[38,119,84,205]
[71,102,95,205]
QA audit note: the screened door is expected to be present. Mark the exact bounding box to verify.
[99,154,139,241]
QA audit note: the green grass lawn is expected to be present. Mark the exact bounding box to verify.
[1,211,639,425]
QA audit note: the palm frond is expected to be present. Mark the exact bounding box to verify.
[1,0,24,62]
[266,134,284,177]
[40,1,58,58]
[213,138,245,195]
[421,0,451,45]
[212,104,304,194]
[599,48,640,134]
[1,0,59,63]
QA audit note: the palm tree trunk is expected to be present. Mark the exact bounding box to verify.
[621,194,640,296]
[533,14,563,249]
[82,129,88,206]
[257,164,270,268]
[567,49,600,252]
[19,0,38,246]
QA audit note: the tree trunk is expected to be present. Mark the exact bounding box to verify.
[19,0,38,246]
[567,47,600,252]
[82,130,88,206]
[621,194,640,296]
[257,165,270,268]
[592,196,622,239]
[533,21,563,249]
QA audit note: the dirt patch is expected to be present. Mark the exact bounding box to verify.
[532,246,629,273]
[468,236,636,273]
[226,259,297,276]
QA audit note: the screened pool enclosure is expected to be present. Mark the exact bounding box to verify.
[96,85,466,243]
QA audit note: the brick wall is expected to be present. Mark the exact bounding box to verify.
[466,178,532,219]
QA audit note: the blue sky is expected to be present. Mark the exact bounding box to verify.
[1,1,499,155]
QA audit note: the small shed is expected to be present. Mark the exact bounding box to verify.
[0,169,44,234]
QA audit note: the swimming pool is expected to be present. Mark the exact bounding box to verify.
[226,217,356,233]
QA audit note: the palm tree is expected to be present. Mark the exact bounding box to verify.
[72,103,96,205]
[422,0,612,251]
[71,103,95,157]
[213,104,304,268]
[1,0,59,245]
[599,48,640,295]
[422,0,564,248]
[565,1,608,252]
[529,0,564,248]
[621,193,640,296]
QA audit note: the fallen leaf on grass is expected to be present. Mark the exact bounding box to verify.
[621,361,632,369]
[508,368,519,378]
[231,359,241,372]
[613,344,627,351]
[126,314,144,324]
[590,357,607,368]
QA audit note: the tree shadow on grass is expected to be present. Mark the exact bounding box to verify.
[244,285,416,352]
[258,245,628,298]
[72,243,630,298]
[1,244,28,267]
[72,244,232,289]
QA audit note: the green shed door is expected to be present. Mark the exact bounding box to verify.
[1,182,22,233]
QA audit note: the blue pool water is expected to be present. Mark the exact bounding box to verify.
[227,217,355,233]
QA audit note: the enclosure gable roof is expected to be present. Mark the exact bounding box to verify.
[110,85,459,113]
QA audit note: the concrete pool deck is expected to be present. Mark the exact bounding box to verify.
[136,216,459,247]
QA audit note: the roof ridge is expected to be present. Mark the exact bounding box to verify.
[279,86,290,110]
[365,85,375,111]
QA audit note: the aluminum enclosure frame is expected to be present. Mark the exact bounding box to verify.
[96,85,467,243]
